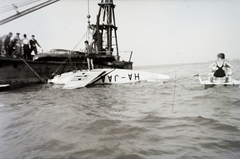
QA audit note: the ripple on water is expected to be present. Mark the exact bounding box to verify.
[1,62,240,159]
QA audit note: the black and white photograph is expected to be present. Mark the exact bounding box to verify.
[0,0,240,158]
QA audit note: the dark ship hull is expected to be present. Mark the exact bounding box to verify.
[0,56,65,89]
[0,53,132,89]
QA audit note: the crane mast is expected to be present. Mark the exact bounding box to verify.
[93,0,119,60]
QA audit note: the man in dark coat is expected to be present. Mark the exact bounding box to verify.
[0,32,13,57]
[29,35,41,55]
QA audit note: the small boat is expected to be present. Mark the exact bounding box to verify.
[197,75,240,89]
[0,84,10,90]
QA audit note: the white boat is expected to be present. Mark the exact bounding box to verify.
[49,69,170,89]
[197,75,240,89]
[0,84,10,90]
[0,84,10,88]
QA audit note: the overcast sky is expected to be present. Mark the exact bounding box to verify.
[1,0,240,66]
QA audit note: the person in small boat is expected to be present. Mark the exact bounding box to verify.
[209,53,233,83]
[30,35,41,56]
[84,40,94,70]
[0,32,13,57]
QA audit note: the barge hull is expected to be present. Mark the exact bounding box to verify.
[0,57,132,89]
[0,57,66,88]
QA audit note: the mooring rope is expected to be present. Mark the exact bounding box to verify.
[172,74,177,111]
[48,27,88,76]
[19,57,47,84]
[52,58,69,76]
[52,31,88,75]
[72,31,88,51]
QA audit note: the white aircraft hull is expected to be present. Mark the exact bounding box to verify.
[48,69,170,89]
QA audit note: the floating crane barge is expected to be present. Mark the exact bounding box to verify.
[0,0,133,89]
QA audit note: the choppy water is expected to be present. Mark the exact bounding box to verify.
[1,60,240,159]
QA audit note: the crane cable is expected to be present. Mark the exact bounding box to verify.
[0,0,41,14]
[87,0,91,41]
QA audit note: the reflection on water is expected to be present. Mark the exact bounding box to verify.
[0,61,240,159]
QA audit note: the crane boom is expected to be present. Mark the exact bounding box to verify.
[0,0,59,25]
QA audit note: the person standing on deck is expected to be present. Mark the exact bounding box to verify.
[84,40,94,70]
[90,25,98,54]
[12,33,22,58]
[21,34,30,59]
[0,32,13,57]
[30,35,41,56]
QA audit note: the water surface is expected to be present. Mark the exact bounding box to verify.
[1,61,240,159]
